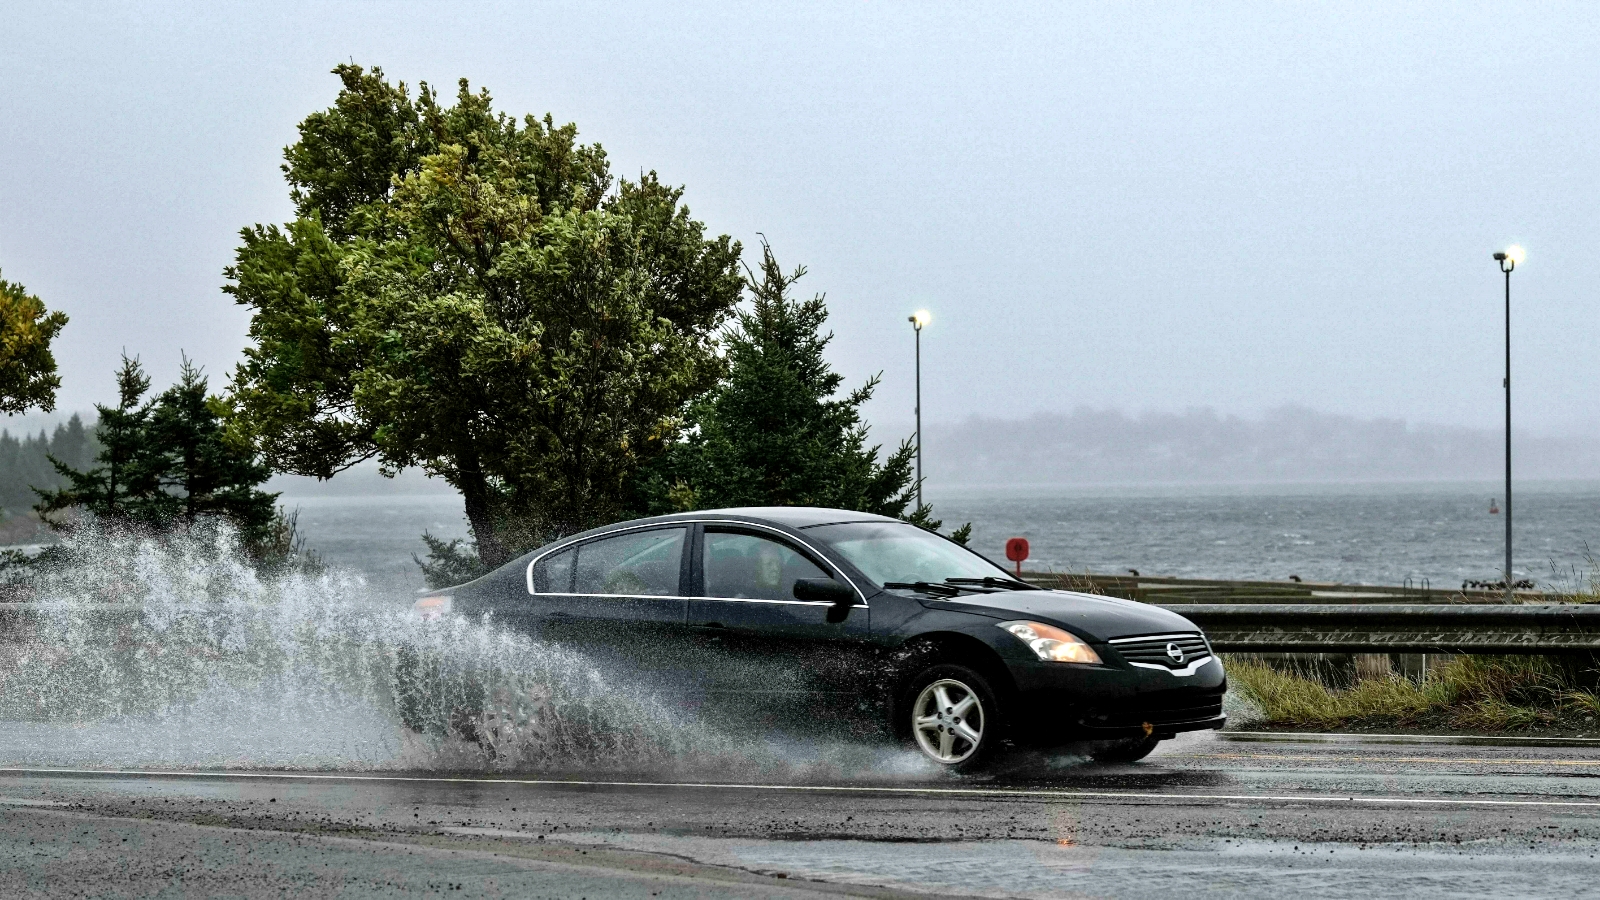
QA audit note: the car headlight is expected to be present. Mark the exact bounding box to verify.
[414,594,453,621]
[998,620,1102,664]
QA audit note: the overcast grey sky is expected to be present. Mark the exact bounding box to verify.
[2,1,1596,446]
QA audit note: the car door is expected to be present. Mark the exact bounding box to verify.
[524,525,693,683]
[687,526,873,721]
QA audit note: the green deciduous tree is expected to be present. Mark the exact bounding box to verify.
[0,272,69,414]
[633,241,969,543]
[226,65,743,567]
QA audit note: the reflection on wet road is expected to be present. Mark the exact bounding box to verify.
[3,730,1600,897]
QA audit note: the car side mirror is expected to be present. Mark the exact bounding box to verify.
[794,577,855,611]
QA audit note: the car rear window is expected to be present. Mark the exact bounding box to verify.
[571,527,686,596]
[530,547,575,593]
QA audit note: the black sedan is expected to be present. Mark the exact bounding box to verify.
[413,507,1226,769]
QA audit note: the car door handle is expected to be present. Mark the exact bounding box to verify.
[691,622,726,631]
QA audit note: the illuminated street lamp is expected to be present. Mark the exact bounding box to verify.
[1492,245,1525,599]
[909,310,931,509]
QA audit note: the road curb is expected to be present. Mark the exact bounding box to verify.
[1220,730,1600,748]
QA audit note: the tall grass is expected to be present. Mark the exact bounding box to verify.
[1546,546,1600,604]
[1227,654,1600,732]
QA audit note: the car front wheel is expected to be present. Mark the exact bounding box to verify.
[904,663,1001,771]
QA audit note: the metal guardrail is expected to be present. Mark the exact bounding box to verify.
[1021,571,1543,605]
[1017,572,1599,653]
[1155,603,1600,654]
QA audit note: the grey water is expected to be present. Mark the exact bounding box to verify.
[280,481,1600,592]
[934,481,1600,588]
[278,494,473,595]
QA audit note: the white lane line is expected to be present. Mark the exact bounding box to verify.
[0,796,64,807]
[1196,752,1600,767]
[1220,731,1600,748]
[2,766,1600,811]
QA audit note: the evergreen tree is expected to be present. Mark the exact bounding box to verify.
[36,355,157,523]
[0,432,18,512]
[0,416,97,516]
[636,241,969,542]
[49,415,95,473]
[0,431,50,514]
[37,356,279,547]
[143,356,278,544]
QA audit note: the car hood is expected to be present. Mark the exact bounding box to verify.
[932,589,1202,642]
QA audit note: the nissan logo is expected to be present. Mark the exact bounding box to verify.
[1165,642,1186,664]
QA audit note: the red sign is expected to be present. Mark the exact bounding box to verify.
[1005,537,1029,577]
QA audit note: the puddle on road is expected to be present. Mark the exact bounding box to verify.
[0,526,947,780]
[533,830,1600,899]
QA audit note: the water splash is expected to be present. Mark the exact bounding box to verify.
[0,525,932,778]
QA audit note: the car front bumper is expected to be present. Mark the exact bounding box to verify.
[1003,652,1228,744]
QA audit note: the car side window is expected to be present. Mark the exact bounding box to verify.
[571,528,686,596]
[703,531,830,602]
[530,547,575,594]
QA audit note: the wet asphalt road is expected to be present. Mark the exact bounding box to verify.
[4,731,1600,898]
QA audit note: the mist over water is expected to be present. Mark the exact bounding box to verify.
[0,526,931,778]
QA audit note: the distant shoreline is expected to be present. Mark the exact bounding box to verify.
[930,479,1600,498]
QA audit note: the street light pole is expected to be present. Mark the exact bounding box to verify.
[1493,246,1523,600]
[909,310,930,509]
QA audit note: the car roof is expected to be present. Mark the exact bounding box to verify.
[528,507,907,559]
[461,507,930,592]
[702,506,901,528]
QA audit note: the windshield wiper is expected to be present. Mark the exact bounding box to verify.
[944,576,1041,591]
[882,581,963,597]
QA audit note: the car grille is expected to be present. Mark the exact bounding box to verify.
[1109,632,1212,670]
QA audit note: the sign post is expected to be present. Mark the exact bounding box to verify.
[1004,537,1030,579]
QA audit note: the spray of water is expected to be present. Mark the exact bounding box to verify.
[0,525,933,778]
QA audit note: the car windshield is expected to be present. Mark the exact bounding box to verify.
[806,521,1013,589]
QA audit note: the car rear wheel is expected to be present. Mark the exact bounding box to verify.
[1089,733,1163,763]
[904,663,1001,771]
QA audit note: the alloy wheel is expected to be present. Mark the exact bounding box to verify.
[912,678,986,764]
